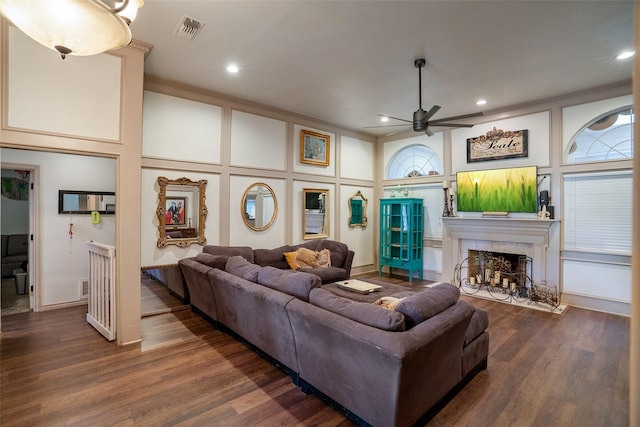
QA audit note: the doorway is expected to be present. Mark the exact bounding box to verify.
[1,167,34,317]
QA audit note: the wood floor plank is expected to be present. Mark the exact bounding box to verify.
[1,272,630,426]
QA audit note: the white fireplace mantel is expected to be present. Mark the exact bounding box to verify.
[442,217,561,288]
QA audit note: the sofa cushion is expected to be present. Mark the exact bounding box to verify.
[225,256,262,282]
[283,252,300,270]
[395,283,460,328]
[299,266,346,283]
[203,245,254,263]
[6,234,28,256]
[464,307,489,346]
[257,266,320,302]
[195,253,228,270]
[253,245,292,269]
[317,240,349,268]
[309,288,405,332]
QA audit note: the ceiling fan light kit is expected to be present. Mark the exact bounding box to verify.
[0,0,144,59]
[368,57,483,136]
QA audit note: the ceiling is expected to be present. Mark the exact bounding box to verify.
[130,1,635,137]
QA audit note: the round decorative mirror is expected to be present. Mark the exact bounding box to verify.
[241,183,278,231]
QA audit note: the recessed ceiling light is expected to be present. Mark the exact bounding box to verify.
[226,63,239,73]
[476,99,487,106]
[380,116,389,123]
[615,51,634,60]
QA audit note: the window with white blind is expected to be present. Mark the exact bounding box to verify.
[563,171,632,254]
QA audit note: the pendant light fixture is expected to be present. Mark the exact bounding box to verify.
[0,0,143,59]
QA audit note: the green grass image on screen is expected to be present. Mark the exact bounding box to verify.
[456,166,537,213]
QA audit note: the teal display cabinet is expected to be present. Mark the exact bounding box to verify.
[378,198,423,282]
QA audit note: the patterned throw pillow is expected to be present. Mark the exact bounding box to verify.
[283,248,331,269]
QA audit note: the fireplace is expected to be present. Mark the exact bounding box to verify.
[463,249,531,297]
[442,217,560,293]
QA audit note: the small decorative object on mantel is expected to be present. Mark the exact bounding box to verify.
[300,129,330,166]
[467,127,529,163]
[442,180,452,217]
[537,205,551,219]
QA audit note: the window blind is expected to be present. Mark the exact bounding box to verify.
[563,170,632,254]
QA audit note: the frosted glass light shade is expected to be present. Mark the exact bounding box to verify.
[0,0,138,58]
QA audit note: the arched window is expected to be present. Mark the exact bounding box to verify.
[386,144,443,179]
[566,107,634,163]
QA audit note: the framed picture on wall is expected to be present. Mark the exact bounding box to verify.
[165,197,186,226]
[301,129,330,166]
[467,128,529,163]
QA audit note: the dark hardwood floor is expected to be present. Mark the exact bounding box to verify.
[0,272,629,426]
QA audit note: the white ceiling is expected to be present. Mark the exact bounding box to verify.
[130,1,635,136]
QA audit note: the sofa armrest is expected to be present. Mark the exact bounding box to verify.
[342,250,354,277]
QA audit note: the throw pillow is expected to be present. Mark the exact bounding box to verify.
[294,247,318,268]
[316,248,331,268]
[374,296,406,311]
[225,255,262,282]
[283,252,300,270]
[395,283,460,328]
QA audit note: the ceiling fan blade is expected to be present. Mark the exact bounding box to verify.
[429,112,483,124]
[386,128,412,137]
[425,128,434,137]
[430,123,475,128]
[424,105,441,121]
[377,114,412,124]
[363,124,411,129]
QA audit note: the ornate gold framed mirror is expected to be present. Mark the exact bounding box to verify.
[156,177,208,248]
[303,188,329,239]
[241,182,278,231]
[348,190,368,228]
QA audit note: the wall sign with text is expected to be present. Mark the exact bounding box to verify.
[467,127,529,163]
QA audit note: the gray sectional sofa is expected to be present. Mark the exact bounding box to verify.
[178,241,489,426]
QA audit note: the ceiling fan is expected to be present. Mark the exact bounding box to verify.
[367,58,483,136]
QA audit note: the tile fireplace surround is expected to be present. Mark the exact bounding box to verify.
[442,217,561,299]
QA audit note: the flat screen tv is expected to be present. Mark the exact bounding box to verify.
[456,166,538,213]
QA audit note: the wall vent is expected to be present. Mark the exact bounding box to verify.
[174,16,205,40]
[80,278,89,299]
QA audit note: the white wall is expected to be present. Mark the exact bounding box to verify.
[231,111,287,170]
[1,148,116,307]
[7,27,121,141]
[142,91,222,164]
[340,136,374,180]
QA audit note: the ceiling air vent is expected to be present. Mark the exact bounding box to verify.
[174,16,205,40]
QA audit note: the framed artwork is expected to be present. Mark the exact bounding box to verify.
[301,129,330,166]
[467,127,529,163]
[165,197,186,226]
